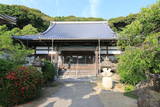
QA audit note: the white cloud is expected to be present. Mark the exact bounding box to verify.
[89,0,100,17]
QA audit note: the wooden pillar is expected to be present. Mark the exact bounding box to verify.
[106,46,108,55]
[98,39,101,74]
[51,39,54,63]
[95,48,98,76]
[56,49,59,76]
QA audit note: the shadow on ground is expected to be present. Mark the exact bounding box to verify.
[38,81,103,107]
[18,77,138,107]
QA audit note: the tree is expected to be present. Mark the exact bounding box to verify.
[108,14,138,32]
[117,1,160,86]
[118,2,160,48]
[143,32,160,74]
[0,25,33,65]
[118,20,143,48]
[0,25,8,35]
[0,4,50,32]
[117,47,147,85]
[20,24,38,35]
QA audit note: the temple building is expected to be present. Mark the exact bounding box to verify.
[0,14,16,25]
[13,21,121,76]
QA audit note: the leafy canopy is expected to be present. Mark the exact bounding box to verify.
[0,24,38,65]
[108,14,138,32]
[118,2,160,48]
[117,1,160,86]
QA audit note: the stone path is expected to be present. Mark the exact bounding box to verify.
[39,82,104,107]
[99,91,137,107]
[37,82,103,107]
[19,77,137,107]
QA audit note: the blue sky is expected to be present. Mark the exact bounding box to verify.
[0,0,157,19]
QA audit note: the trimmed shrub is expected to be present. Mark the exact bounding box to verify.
[0,66,43,107]
[42,60,56,83]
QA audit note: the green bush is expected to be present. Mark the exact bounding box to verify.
[117,33,160,86]
[144,33,160,74]
[42,60,56,83]
[0,66,43,107]
[117,47,148,85]
[124,84,135,92]
[0,59,16,85]
[0,59,15,73]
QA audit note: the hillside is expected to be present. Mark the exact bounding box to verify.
[108,14,138,32]
[53,16,105,21]
[0,4,105,32]
[0,4,52,32]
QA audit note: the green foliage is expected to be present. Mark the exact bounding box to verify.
[0,59,14,71]
[117,47,148,85]
[0,24,40,106]
[0,25,34,65]
[0,4,105,32]
[0,25,8,35]
[143,33,160,74]
[20,24,38,35]
[108,14,137,32]
[10,45,33,65]
[118,20,143,48]
[0,59,15,79]
[117,32,160,85]
[0,66,43,107]
[118,1,160,48]
[124,88,138,99]
[124,84,135,92]
[42,60,56,83]
[117,2,160,86]
[0,4,50,32]
[54,16,105,21]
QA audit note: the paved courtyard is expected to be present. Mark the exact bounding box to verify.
[19,77,137,107]
[38,82,104,107]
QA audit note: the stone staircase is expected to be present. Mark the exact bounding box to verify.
[59,64,97,78]
[59,70,97,78]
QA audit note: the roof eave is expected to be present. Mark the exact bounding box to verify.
[34,38,118,41]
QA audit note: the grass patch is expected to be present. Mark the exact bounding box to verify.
[124,91,138,99]
[123,84,138,99]
[124,84,135,92]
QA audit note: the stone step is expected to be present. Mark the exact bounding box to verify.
[59,75,96,79]
[59,71,96,75]
[62,64,96,70]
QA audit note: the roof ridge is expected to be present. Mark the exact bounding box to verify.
[50,21,107,24]
[42,22,56,35]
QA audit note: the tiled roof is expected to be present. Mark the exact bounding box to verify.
[13,21,117,40]
[0,14,16,25]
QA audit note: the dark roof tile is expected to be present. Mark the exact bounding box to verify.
[13,21,117,40]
